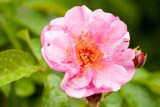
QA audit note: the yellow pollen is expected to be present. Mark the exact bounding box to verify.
[66,47,72,61]
[75,33,104,66]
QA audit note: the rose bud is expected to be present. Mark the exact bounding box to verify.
[133,49,147,68]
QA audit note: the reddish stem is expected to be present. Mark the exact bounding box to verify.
[96,102,100,107]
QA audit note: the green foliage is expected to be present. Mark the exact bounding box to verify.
[24,0,68,16]
[0,32,8,46]
[0,84,11,97]
[101,92,123,107]
[15,12,49,35]
[145,72,160,95]
[120,83,158,107]
[0,0,10,3]
[0,50,38,87]
[42,74,68,107]
[0,15,21,49]
[68,98,85,107]
[132,68,150,82]
[14,79,35,97]
[132,68,160,96]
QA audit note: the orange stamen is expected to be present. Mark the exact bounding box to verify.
[75,32,104,67]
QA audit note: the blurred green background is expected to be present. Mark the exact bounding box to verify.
[0,0,160,107]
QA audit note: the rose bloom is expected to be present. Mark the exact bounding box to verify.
[41,5,135,98]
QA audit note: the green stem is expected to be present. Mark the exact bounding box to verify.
[0,15,21,49]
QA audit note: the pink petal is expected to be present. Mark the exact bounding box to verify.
[42,48,79,74]
[84,83,112,97]
[89,9,116,36]
[113,49,135,81]
[42,30,80,73]
[101,19,127,54]
[64,86,86,98]
[61,73,86,98]
[113,49,135,64]
[43,30,71,62]
[101,32,130,60]
[92,64,129,91]
[123,61,135,82]
[43,30,71,48]
[115,32,130,52]
[64,5,92,35]
[67,67,92,89]
[50,17,65,31]
[41,25,51,46]
[44,45,67,62]
[50,17,64,26]
[107,18,127,40]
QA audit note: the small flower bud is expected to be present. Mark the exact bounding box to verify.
[133,49,147,68]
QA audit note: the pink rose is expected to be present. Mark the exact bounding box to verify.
[41,5,135,98]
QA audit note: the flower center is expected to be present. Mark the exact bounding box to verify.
[74,32,104,66]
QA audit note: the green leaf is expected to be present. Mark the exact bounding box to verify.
[24,0,68,16]
[0,49,38,87]
[101,92,123,107]
[132,69,160,95]
[15,12,48,35]
[147,78,160,95]
[14,79,35,97]
[120,83,158,107]
[0,84,11,97]
[0,15,21,49]
[16,29,43,64]
[16,29,30,42]
[0,0,10,3]
[43,74,68,107]
[132,68,150,83]
[30,72,44,85]
[69,98,85,107]
[146,72,160,95]
[30,38,43,63]
[0,32,8,46]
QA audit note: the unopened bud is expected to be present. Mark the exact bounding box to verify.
[133,48,147,68]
